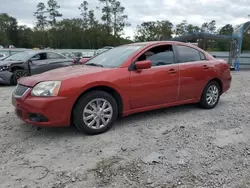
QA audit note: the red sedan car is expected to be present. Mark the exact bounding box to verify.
[12,41,232,135]
[79,57,91,64]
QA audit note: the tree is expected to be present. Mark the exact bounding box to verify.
[110,0,130,37]
[47,0,62,27]
[0,13,19,45]
[88,10,98,28]
[98,0,130,36]
[33,2,48,30]
[218,24,233,35]
[201,20,216,33]
[156,20,173,39]
[175,20,188,36]
[134,21,157,42]
[99,0,112,33]
[17,25,33,48]
[79,1,89,28]
[175,20,200,37]
[134,20,173,42]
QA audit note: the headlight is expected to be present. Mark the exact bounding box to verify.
[31,81,61,97]
[0,65,9,71]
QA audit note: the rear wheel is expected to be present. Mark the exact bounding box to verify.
[73,90,118,135]
[11,69,28,85]
[200,81,221,109]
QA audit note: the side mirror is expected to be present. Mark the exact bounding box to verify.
[135,60,152,70]
[213,55,216,58]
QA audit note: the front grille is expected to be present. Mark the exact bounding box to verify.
[14,84,30,97]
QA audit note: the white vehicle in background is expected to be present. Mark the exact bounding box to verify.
[0,45,4,49]
[8,45,15,48]
[0,53,8,60]
[94,46,114,55]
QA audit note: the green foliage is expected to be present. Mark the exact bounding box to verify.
[0,0,132,49]
[0,0,250,51]
[98,0,130,36]
[175,20,201,36]
[134,20,173,42]
[0,13,19,45]
[33,2,48,30]
[47,0,63,27]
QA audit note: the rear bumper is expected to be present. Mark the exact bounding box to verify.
[0,71,12,85]
[12,91,72,127]
[222,75,232,94]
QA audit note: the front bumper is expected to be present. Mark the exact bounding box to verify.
[12,89,72,127]
[0,71,13,85]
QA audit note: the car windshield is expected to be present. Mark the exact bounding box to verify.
[85,45,145,68]
[4,51,35,61]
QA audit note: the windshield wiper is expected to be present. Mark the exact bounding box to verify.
[85,63,103,67]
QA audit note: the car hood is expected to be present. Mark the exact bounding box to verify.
[18,65,111,87]
[0,60,23,66]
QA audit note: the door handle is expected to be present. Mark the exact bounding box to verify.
[203,65,209,69]
[168,68,177,74]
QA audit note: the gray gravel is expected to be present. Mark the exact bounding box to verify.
[0,71,250,188]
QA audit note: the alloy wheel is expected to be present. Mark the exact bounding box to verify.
[206,85,219,106]
[83,98,113,129]
[15,70,27,80]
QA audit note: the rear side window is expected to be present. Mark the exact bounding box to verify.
[47,52,65,59]
[176,45,204,63]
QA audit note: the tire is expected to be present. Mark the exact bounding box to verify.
[11,69,28,85]
[73,90,118,135]
[200,81,221,109]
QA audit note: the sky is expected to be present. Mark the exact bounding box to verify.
[0,0,250,38]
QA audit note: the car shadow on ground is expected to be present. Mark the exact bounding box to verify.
[28,103,201,137]
[16,98,228,139]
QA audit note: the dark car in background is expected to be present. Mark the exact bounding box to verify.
[0,50,73,85]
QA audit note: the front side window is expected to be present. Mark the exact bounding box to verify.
[30,53,47,61]
[85,45,145,68]
[136,45,174,66]
[199,51,206,60]
[176,45,204,63]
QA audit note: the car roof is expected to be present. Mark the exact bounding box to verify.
[126,41,203,50]
[127,41,188,46]
[20,50,63,54]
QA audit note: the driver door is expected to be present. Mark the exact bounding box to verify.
[29,53,50,75]
[129,44,179,109]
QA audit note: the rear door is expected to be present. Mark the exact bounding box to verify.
[29,53,50,75]
[174,44,213,101]
[46,52,72,70]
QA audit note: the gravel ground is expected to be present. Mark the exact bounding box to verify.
[0,71,250,188]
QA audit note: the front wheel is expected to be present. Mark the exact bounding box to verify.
[200,81,221,109]
[73,90,118,135]
[11,69,28,85]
